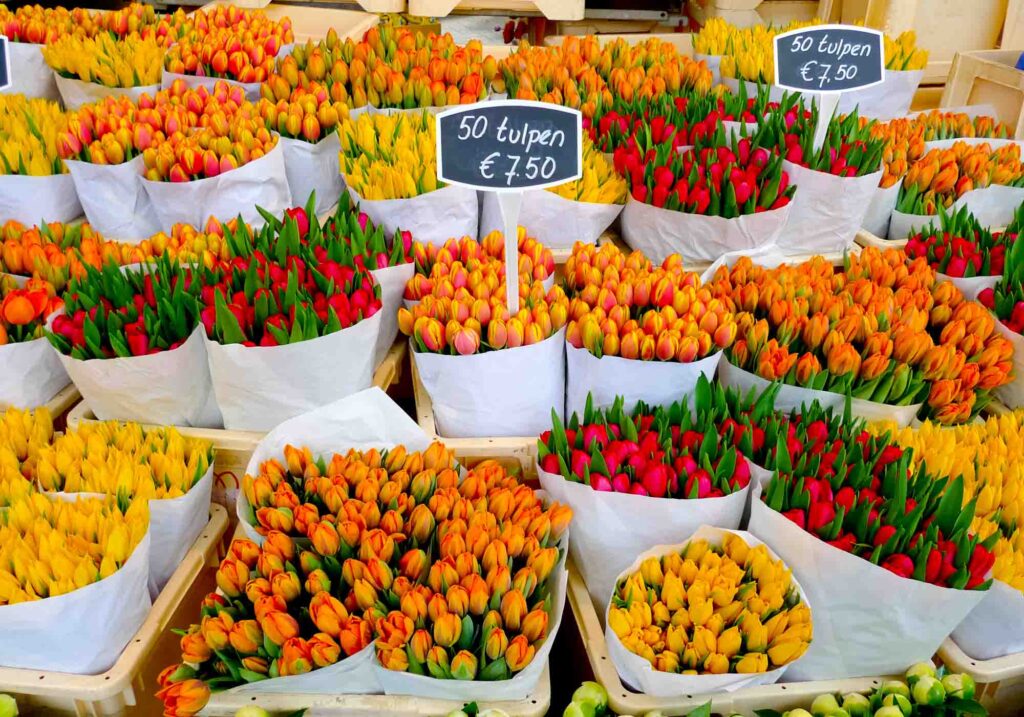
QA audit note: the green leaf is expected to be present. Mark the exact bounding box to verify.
[214,291,247,344]
[934,475,965,537]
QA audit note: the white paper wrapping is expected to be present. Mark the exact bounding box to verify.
[922,138,1024,153]
[837,70,923,119]
[0,529,151,674]
[237,386,432,542]
[59,324,221,428]
[148,467,213,597]
[952,579,1024,660]
[538,463,750,609]
[620,194,792,265]
[376,531,568,701]
[206,310,381,432]
[346,184,478,247]
[862,183,901,238]
[748,483,986,680]
[695,54,722,84]
[222,643,381,695]
[1,42,59,100]
[889,184,1024,239]
[65,155,161,240]
[53,75,158,110]
[413,328,566,438]
[279,133,344,215]
[565,343,722,416]
[479,189,623,248]
[0,336,70,408]
[780,161,882,255]
[0,173,82,225]
[718,357,923,426]
[142,140,291,232]
[605,526,805,695]
[936,272,998,301]
[371,263,414,369]
[994,318,1024,409]
[160,70,261,101]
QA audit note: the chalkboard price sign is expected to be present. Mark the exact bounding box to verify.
[436,100,582,192]
[0,37,9,92]
[773,25,884,94]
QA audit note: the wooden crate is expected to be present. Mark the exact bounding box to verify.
[938,639,1024,717]
[687,0,823,29]
[565,556,892,716]
[66,338,408,513]
[942,50,1024,140]
[0,504,230,716]
[407,0,583,21]
[855,227,907,250]
[199,1,379,42]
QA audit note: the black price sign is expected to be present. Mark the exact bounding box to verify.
[773,25,884,93]
[0,37,9,92]
[436,100,582,192]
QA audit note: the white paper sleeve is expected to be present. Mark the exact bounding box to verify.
[936,272,999,302]
[951,579,1024,660]
[717,357,923,426]
[837,70,923,119]
[890,184,1024,239]
[565,343,722,417]
[694,54,723,84]
[53,74,158,110]
[0,336,70,409]
[346,184,478,247]
[479,189,623,249]
[0,529,151,674]
[375,531,568,702]
[994,318,1024,409]
[862,183,901,238]
[65,155,161,240]
[1,43,59,101]
[620,195,791,265]
[0,173,82,226]
[147,467,213,597]
[370,263,415,369]
[236,386,433,541]
[780,162,883,255]
[220,643,381,695]
[539,464,749,610]
[748,483,986,680]
[142,140,291,232]
[58,324,221,428]
[160,69,261,102]
[605,526,805,695]
[413,328,566,438]
[279,133,344,216]
[206,310,381,432]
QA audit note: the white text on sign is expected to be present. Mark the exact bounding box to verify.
[787,33,876,62]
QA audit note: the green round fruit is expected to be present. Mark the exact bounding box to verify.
[911,675,946,707]
[811,694,841,716]
[841,692,871,717]
[942,672,976,700]
[0,695,16,717]
[904,662,936,686]
[879,680,910,699]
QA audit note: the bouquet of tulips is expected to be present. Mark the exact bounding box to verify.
[257,82,348,214]
[49,256,219,428]
[608,530,811,694]
[0,275,69,407]
[892,141,1024,239]
[619,132,795,264]
[398,232,567,438]
[904,205,1009,299]
[878,411,1024,659]
[43,34,163,110]
[561,241,736,414]
[537,376,772,606]
[200,201,382,430]
[338,111,477,245]
[498,36,713,119]
[750,404,992,680]
[584,92,730,156]
[708,247,1014,425]
[141,217,236,271]
[0,468,151,673]
[34,419,214,594]
[160,424,571,714]
[141,115,290,232]
[978,230,1024,408]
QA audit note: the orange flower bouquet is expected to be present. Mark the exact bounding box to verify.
[0,275,70,407]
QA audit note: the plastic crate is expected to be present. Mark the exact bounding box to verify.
[0,504,230,716]
[938,639,1024,717]
[565,556,892,716]
[942,50,1024,140]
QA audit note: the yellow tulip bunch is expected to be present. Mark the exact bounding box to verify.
[885,31,929,71]
[0,408,54,507]
[548,137,626,204]
[692,17,734,56]
[0,95,68,176]
[43,34,164,88]
[608,534,812,676]
[338,111,440,200]
[34,422,213,502]
[874,412,1024,592]
[0,492,148,604]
